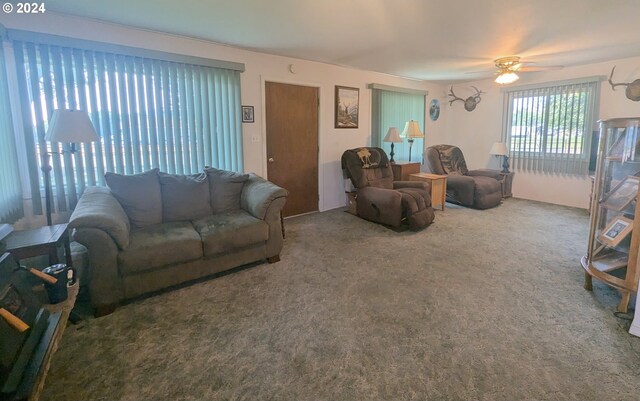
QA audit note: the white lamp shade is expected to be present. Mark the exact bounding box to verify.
[383,127,403,143]
[495,72,519,85]
[400,120,424,139]
[490,142,509,156]
[45,109,99,143]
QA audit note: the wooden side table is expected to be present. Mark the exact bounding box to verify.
[409,173,447,211]
[391,162,420,181]
[5,224,72,268]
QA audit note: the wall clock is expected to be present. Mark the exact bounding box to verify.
[429,99,440,121]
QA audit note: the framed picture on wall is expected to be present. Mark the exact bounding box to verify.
[242,106,254,123]
[335,86,359,128]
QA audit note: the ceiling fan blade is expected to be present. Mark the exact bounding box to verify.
[519,65,564,72]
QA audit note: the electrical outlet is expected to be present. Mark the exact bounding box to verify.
[251,135,260,143]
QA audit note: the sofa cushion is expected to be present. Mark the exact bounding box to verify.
[105,168,162,229]
[192,210,269,257]
[159,172,212,223]
[118,221,203,275]
[205,168,249,213]
[473,176,502,210]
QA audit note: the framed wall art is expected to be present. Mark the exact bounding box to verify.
[335,86,359,128]
[242,106,254,123]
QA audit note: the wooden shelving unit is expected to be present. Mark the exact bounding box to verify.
[581,117,640,313]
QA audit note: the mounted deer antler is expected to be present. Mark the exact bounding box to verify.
[448,86,484,112]
[608,66,640,102]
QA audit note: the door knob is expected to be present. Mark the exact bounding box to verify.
[268,157,275,163]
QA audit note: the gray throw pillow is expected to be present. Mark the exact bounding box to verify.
[205,167,249,213]
[159,172,212,222]
[105,168,162,229]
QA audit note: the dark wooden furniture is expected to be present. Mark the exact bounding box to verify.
[5,224,72,268]
[500,171,514,198]
[391,162,420,181]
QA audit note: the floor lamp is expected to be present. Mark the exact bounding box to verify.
[43,110,99,226]
[400,120,424,162]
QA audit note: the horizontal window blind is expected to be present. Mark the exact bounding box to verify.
[13,39,243,215]
[371,88,425,162]
[502,79,599,175]
[0,43,23,223]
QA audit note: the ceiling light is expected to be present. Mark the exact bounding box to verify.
[495,71,519,85]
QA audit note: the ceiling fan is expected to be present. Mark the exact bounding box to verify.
[492,56,563,84]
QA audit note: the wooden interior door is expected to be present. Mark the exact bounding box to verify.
[265,82,319,217]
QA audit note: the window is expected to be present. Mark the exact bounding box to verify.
[0,40,23,223]
[12,35,244,216]
[502,78,599,175]
[370,84,426,162]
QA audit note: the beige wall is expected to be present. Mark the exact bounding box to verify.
[0,12,446,218]
[435,57,640,209]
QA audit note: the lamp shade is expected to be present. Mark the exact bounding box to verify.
[383,127,403,143]
[45,110,99,143]
[490,142,509,156]
[495,72,519,85]
[400,120,424,139]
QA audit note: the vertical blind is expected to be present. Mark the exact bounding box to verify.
[371,87,426,162]
[502,78,599,175]
[13,39,243,215]
[0,43,23,223]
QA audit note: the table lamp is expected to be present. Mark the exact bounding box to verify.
[490,142,510,173]
[400,120,424,162]
[44,110,99,225]
[383,127,402,163]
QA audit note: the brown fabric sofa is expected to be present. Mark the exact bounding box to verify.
[424,144,502,209]
[69,168,288,316]
[342,147,435,230]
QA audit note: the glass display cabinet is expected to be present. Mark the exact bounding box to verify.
[582,117,640,313]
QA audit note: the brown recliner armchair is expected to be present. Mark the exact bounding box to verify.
[341,147,435,231]
[424,144,502,209]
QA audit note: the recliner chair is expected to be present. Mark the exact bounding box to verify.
[424,144,502,209]
[341,147,435,230]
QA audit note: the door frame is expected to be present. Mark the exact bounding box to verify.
[260,76,324,213]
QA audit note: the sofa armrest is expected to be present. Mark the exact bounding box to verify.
[72,227,124,310]
[468,169,503,181]
[393,180,431,192]
[241,173,289,220]
[70,186,131,249]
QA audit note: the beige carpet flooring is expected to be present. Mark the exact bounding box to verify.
[40,198,640,400]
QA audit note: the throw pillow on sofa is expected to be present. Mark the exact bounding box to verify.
[105,168,162,229]
[159,172,212,222]
[205,167,249,213]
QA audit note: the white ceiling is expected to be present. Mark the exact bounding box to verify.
[47,0,640,82]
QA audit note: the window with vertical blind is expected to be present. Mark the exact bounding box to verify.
[11,32,244,215]
[502,78,599,175]
[370,84,426,162]
[0,37,24,223]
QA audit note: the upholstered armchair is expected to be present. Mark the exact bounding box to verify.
[341,147,435,230]
[424,144,502,209]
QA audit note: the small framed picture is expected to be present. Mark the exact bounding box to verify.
[242,106,254,123]
[598,215,634,247]
[602,175,639,211]
[335,86,359,128]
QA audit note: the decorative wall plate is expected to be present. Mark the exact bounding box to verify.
[429,99,440,121]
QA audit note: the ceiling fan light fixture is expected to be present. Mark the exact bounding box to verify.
[495,71,519,85]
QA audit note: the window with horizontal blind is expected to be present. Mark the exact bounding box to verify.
[370,85,426,162]
[12,35,244,215]
[502,78,599,175]
[0,41,23,223]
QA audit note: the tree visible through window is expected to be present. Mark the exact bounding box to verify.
[503,79,599,174]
